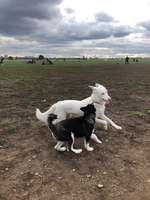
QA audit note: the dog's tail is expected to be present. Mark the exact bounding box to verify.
[36,104,56,125]
[36,108,47,124]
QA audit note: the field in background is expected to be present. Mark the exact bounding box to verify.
[0,59,150,200]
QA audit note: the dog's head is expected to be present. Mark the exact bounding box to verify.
[80,104,96,124]
[89,83,111,104]
[80,104,96,114]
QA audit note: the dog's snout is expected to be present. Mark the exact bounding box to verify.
[106,94,111,100]
[105,96,111,105]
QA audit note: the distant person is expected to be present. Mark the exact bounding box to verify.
[125,56,129,64]
[0,56,4,64]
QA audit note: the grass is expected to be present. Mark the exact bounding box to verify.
[0,59,113,83]
[128,111,149,118]
[144,109,150,115]
[1,58,150,92]
[6,127,17,135]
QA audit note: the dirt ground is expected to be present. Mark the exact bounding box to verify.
[0,62,150,200]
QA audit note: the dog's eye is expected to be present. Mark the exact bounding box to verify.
[101,93,105,95]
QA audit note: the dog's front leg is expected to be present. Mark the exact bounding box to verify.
[96,118,108,130]
[91,132,102,144]
[84,138,94,151]
[69,133,82,154]
[102,115,122,130]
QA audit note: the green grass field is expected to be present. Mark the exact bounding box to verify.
[0,58,150,81]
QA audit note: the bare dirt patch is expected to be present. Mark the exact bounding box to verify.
[0,62,150,200]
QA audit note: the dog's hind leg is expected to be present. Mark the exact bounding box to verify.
[54,141,66,152]
[52,112,67,124]
[69,133,82,154]
[91,132,102,144]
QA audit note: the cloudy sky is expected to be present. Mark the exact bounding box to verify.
[0,0,150,57]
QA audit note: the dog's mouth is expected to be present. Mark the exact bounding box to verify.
[93,97,111,105]
[102,98,111,104]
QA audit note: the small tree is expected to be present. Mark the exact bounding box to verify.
[39,55,44,60]
[8,56,13,60]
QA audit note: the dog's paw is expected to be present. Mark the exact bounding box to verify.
[55,146,67,152]
[54,144,58,149]
[59,147,67,152]
[115,125,122,130]
[85,144,94,151]
[91,134,102,144]
[85,146,94,151]
[97,139,102,144]
[72,149,82,154]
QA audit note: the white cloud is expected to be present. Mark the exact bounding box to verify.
[61,0,150,25]
[0,0,150,57]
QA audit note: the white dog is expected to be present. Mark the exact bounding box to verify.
[36,83,122,144]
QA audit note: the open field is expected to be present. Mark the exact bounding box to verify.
[0,60,150,200]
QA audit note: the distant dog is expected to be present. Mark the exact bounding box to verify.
[36,83,122,144]
[47,104,96,154]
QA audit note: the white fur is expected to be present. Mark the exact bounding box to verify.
[71,133,82,154]
[36,83,122,143]
[91,132,102,144]
[54,141,66,152]
[84,139,94,151]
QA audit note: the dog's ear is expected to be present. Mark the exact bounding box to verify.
[54,114,57,119]
[80,107,86,112]
[55,114,58,119]
[88,85,96,90]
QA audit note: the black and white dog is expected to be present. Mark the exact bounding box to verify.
[47,104,96,154]
[36,84,122,146]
